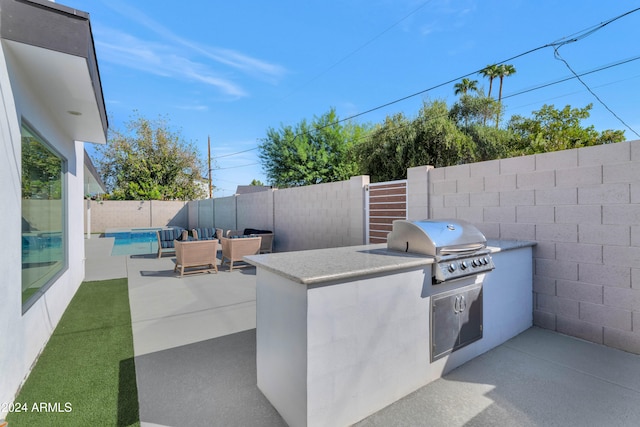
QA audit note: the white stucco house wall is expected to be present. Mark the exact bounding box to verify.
[0,0,108,415]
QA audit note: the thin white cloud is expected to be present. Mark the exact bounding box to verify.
[414,0,477,36]
[100,0,287,83]
[94,28,247,97]
[420,22,439,36]
[200,47,287,82]
[175,104,209,112]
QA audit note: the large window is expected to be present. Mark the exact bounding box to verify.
[21,124,66,309]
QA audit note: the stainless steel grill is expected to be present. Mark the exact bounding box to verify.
[387,219,494,283]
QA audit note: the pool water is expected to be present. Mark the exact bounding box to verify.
[105,229,159,256]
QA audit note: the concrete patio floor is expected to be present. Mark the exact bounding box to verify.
[85,237,640,427]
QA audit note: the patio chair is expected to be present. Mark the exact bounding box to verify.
[192,227,217,241]
[156,228,188,258]
[257,232,273,253]
[227,228,274,253]
[219,236,261,271]
[226,229,243,238]
[174,239,218,277]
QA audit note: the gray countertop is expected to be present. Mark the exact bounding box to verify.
[245,240,535,285]
[486,239,536,252]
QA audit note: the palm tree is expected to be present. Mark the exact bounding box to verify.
[478,64,500,98]
[453,78,479,96]
[497,64,516,102]
[495,64,516,127]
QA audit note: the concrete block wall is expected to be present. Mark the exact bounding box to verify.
[81,181,364,252]
[273,181,345,252]
[407,165,432,220]
[86,200,188,232]
[187,200,200,229]
[189,176,367,252]
[213,196,237,232]
[348,176,370,246]
[149,201,188,228]
[88,200,151,231]
[195,199,214,229]
[237,190,274,233]
[427,140,640,354]
[273,176,368,252]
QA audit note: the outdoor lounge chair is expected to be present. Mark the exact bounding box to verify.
[257,233,273,253]
[173,239,218,277]
[226,229,243,238]
[219,235,261,271]
[192,227,217,241]
[226,228,273,253]
[156,228,188,258]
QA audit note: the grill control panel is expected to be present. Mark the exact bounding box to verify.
[433,254,495,284]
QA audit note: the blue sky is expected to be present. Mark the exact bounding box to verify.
[64,0,640,197]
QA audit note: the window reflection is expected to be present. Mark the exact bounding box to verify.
[21,124,66,308]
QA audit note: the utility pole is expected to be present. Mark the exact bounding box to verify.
[208,135,212,198]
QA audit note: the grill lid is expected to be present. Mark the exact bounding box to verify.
[387,219,487,257]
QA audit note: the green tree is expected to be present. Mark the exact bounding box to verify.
[413,100,476,167]
[453,78,479,96]
[96,113,206,200]
[355,100,474,181]
[258,108,367,187]
[462,125,515,161]
[354,112,415,182]
[22,136,62,200]
[449,93,501,128]
[478,64,500,98]
[507,103,625,154]
[250,179,265,186]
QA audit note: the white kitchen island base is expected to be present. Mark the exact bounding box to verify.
[247,240,534,427]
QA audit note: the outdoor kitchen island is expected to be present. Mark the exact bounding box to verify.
[245,239,535,427]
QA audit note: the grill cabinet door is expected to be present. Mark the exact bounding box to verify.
[458,285,483,348]
[431,283,483,362]
[431,293,460,361]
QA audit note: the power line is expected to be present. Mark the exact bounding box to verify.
[544,7,640,137]
[503,54,640,99]
[214,147,258,158]
[217,53,639,163]
[218,7,640,160]
[549,7,640,48]
[213,162,260,170]
[214,1,435,160]
[262,0,435,112]
[348,55,640,147]
[271,8,638,147]
[553,48,639,138]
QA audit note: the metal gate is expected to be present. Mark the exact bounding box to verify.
[365,180,407,243]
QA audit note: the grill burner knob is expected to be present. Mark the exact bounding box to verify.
[460,261,468,270]
[482,257,489,265]
[448,263,457,272]
[472,259,479,267]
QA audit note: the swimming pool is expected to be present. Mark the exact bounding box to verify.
[105,228,161,256]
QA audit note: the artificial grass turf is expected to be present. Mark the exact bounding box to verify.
[7,278,139,427]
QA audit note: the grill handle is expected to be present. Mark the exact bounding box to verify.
[440,244,485,254]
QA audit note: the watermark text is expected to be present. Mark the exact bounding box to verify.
[1,402,72,413]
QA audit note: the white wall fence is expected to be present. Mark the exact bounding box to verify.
[85,140,640,354]
[426,140,640,355]
[85,200,189,232]
[187,176,369,252]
